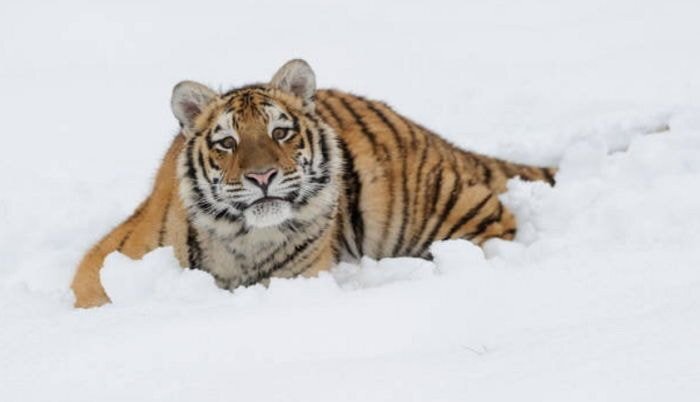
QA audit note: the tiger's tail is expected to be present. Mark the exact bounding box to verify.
[484,120,672,189]
[496,159,557,186]
[472,153,556,193]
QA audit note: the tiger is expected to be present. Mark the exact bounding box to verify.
[71,59,556,308]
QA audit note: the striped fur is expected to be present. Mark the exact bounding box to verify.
[71,59,556,308]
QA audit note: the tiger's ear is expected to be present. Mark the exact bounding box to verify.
[171,81,218,133]
[270,59,316,104]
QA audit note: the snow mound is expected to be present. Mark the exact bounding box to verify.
[101,248,227,305]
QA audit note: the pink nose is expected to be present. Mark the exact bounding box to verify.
[245,168,278,188]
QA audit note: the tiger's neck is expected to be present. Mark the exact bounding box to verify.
[186,200,339,289]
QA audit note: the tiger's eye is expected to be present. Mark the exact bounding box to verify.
[219,137,236,150]
[272,127,289,141]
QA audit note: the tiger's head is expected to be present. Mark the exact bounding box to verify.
[172,59,340,232]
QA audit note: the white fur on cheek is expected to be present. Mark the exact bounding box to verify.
[243,200,292,228]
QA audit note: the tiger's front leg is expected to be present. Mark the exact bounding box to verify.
[72,247,113,308]
[71,200,154,308]
[71,192,183,308]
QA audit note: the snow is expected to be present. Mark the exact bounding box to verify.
[2,0,700,400]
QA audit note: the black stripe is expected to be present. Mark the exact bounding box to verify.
[338,137,364,257]
[185,141,205,201]
[445,192,494,239]
[307,174,331,184]
[318,127,331,166]
[363,99,403,151]
[212,208,241,223]
[464,203,503,239]
[185,139,220,214]
[405,128,429,255]
[208,156,220,171]
[186,221,202,269]
[205,133,215,150]
[304,128,315,164]
[222,84,266,97]
[340,234,357,259]
[251,226,327,284]
[197,147,212,184]
[474,156,493,186]
[389,117,416,256]
[297,247,326,275]
[241,91,253,108]
[483,162,493,186]
[404,115,418,147]
[426,169,443,222]
[116,200,149,252]
[497,161,515,178]
[296,174,330,206]
[317,95,344,130]
[280,177,301,186]
[360,98,407,257]
[157,197,172,247]
[297,136,307,153]
[330,92,379,155]
[233,225,249,238]
[117,230,132,252]
[415,157,463,256]
[542,167,556,185]
[291,114,301,135]
[331,238,341,263]
[406,155,443,255]
[249,241,291,276]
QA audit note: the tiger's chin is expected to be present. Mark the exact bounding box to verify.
[243,198,293,228]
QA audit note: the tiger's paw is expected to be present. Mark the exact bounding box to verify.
[72,286,111,309]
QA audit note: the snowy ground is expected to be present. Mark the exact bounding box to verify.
[2,1,700,401]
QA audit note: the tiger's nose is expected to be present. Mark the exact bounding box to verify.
[245,168,278,189]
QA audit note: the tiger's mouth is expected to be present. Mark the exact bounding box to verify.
[243,197,293,228]
[249,196,287,207]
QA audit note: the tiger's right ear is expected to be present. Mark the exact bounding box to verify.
[171,81,218,133]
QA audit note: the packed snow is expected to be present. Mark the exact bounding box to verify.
[2,0,700,401]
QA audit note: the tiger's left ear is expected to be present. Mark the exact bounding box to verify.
[270,59,316,105]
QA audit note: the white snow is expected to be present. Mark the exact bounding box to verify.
[2,0,700,401]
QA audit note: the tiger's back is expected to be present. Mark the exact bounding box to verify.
[71,60,555,308]
[315,90,554,261]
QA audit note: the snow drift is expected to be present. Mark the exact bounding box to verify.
[1,0,700,401]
